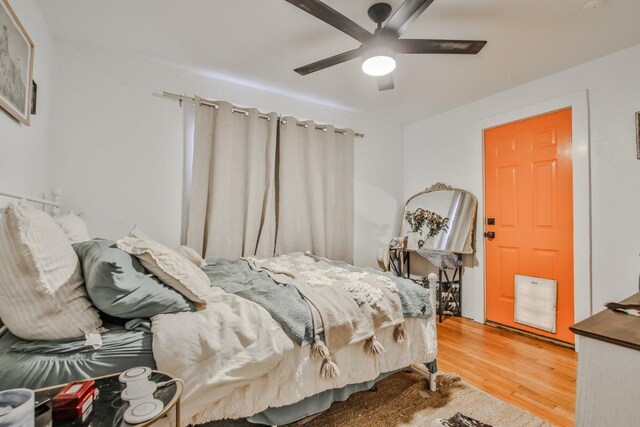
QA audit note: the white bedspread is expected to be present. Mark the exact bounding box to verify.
[152,287,437,425]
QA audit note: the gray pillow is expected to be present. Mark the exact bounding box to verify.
[74,239,192,318]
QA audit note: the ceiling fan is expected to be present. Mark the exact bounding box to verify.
[285,0,487,91]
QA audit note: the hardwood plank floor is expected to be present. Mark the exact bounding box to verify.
[436,317,577,427]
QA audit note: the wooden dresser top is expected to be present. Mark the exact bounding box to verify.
[570,293,640,352]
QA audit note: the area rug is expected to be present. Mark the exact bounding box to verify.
[294,371,551,427]
[205,371,551,427]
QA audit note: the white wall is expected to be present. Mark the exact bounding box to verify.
[48,42,405,268]
[404,44,640,320]
[0,0,54,198]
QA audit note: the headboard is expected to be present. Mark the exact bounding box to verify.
[0,189,63,216]
[0,189,63,335]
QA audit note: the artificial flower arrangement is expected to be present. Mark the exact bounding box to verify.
[405,208,450,238]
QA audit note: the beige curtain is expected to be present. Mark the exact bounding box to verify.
[187,99,278,258]
[275,117,355,263]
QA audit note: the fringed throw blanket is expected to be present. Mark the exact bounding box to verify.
[245,252,407,378]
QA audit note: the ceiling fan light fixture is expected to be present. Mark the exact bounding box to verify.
[361,45,396,76]
[287,0,487,91]
[362,55,396,76]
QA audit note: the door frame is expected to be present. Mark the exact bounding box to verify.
[471,90,592,329]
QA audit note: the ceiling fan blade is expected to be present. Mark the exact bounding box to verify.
[395,39,487,54]
[382,0,435,38]
[294,48,362,75]
[285,0,371,43]
[377,74,394,91]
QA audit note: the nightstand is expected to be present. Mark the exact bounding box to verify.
[34,370,182,426]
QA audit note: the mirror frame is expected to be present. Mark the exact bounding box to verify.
[400,182,478,255]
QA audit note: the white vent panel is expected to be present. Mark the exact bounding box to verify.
[514,274,557,333]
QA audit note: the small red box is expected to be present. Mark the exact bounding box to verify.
[52,380,96,421]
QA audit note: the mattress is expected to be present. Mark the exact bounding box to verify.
[0,323,155,390]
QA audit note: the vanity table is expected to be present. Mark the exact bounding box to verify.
[570,293,640,427]
[387,182,477,323]
[390,249,463,323]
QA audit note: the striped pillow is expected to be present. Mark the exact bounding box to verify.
[0,203,102,340]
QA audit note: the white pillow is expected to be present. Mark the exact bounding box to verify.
[56,212,91,244]
[128,225,152,240]
[117,236,209,306]
[177,245,208,268]
[0,204,102,340]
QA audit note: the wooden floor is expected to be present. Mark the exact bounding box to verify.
[436,317,577,427]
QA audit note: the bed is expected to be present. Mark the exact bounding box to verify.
[0,190,438,425]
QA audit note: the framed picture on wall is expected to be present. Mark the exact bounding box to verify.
[30,79,36,115]
[636,111,640,160]
[0,0,35,126]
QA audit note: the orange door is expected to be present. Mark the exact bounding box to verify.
[484,108,574,343]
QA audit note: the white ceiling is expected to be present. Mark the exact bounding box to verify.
[37,0,640,124]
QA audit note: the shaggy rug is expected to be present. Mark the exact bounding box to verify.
[204,371,551,427]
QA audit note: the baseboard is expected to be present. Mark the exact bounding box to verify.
[484,321,575,350]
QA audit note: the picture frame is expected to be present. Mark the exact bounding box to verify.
[636,111,639,160]
[0,0,35,126]
[30,79,36,115]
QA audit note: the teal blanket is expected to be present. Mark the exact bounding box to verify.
[204,255,432,347]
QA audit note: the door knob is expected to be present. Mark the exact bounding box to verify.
[483,231,495,239]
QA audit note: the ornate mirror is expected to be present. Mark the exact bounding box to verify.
[400,183,478,254]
